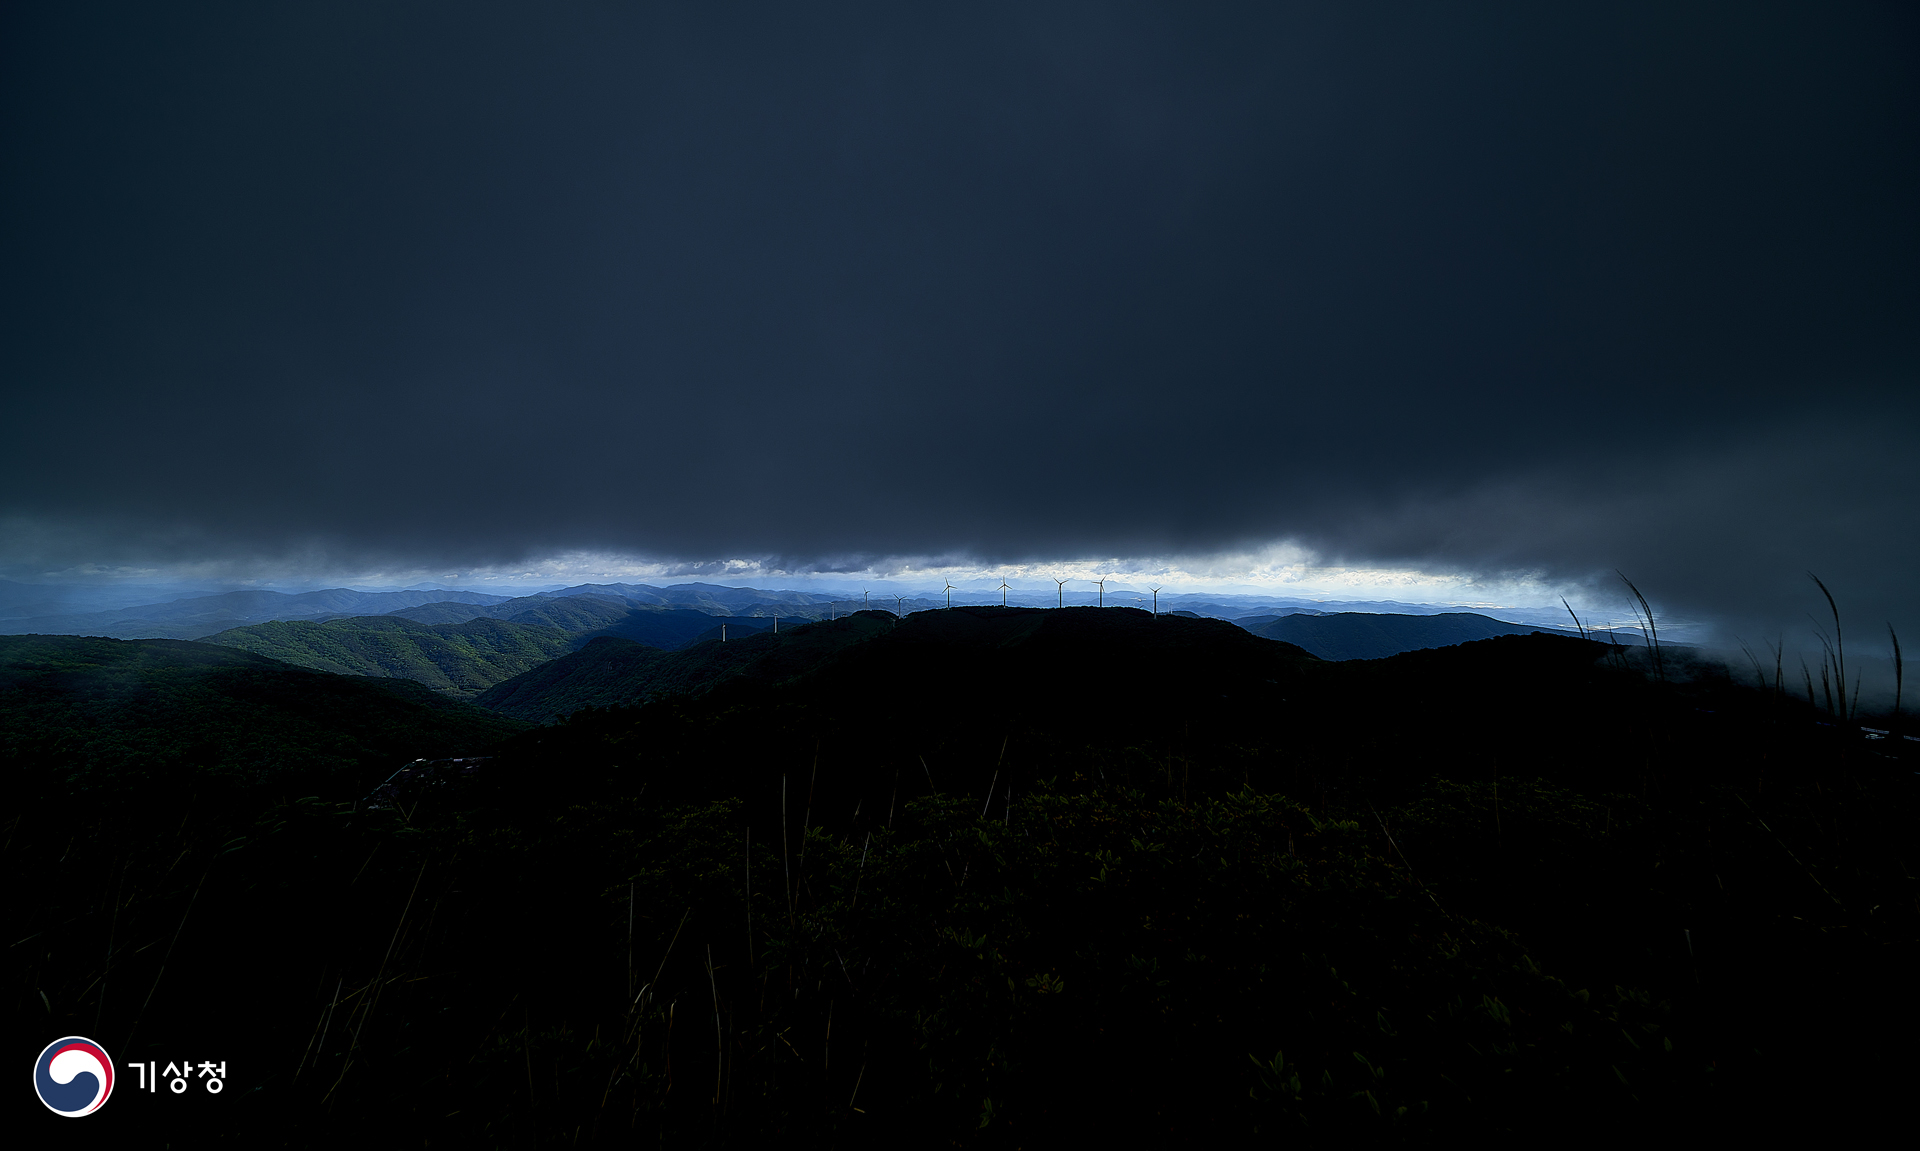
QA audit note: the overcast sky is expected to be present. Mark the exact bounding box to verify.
[3,3,1915,639]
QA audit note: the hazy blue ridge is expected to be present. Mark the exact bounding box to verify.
[543,581,838,611]
[0,579,251,619]
[380,593,637,627]
[0,587,514,640]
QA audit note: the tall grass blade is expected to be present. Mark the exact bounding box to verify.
[1562,597,1588,642]
[1617,573,1664,681]
[1737,639,1767,691]
[799,747,819,870]
[706,944,722,1107]
[124,866,209,1052]
[1890,624,1904,724]
[1809,573,1848,718]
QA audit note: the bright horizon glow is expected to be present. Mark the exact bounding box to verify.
[10,544,1687,634]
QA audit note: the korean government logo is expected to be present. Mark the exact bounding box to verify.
[33,1036,114,1117]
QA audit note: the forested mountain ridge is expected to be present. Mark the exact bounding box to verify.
[202,599,790,697]
[0,633,524,797]
[199,615,579,696]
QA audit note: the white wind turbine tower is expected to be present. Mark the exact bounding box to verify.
[943,580,956,609]
[1091,577,1107,607]
[998,580,1011,606]
[1053,576,1070,609]
[862,588,869,609]
[893,594,907,618]
[1148,585,1161,617]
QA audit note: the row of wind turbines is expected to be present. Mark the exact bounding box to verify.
[824,578,1165,619]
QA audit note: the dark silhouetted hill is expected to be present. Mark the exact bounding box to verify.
[1237,611,1575,660]
[584,607,775,650]
[474,611,895,722]
[8,607,1913,1144]
[475,606,1314,725]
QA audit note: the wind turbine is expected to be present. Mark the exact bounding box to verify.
[893,594,907,618]
[1053,577,1070,608]
[1092,577,1107,607]
[998,580,1011,607]
[862,587,869,610]
[943,580,956,609]
[1148,585,1161,617]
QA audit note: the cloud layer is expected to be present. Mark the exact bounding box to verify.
[3,3,1915,639]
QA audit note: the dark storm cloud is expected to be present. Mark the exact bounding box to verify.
[2,2,1915,634]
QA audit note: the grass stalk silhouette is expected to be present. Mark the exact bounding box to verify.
[1809,573,1850,719]
[1618,572,1665,681]
[1890,624,1905,728]
[1562,597,1589,642]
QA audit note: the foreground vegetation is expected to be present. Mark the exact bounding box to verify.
[4,612,1913,1142]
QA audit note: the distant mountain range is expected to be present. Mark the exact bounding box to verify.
[0,580,867,641]
[0,578,240,620]
[467,606,1589,721]
[2,577,1596,706]
[0,587,514,640]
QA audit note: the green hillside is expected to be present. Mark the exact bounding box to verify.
[489,593,638,631]
[200,614,577,695]
[203,597,800,702]
[0,633,524,797]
